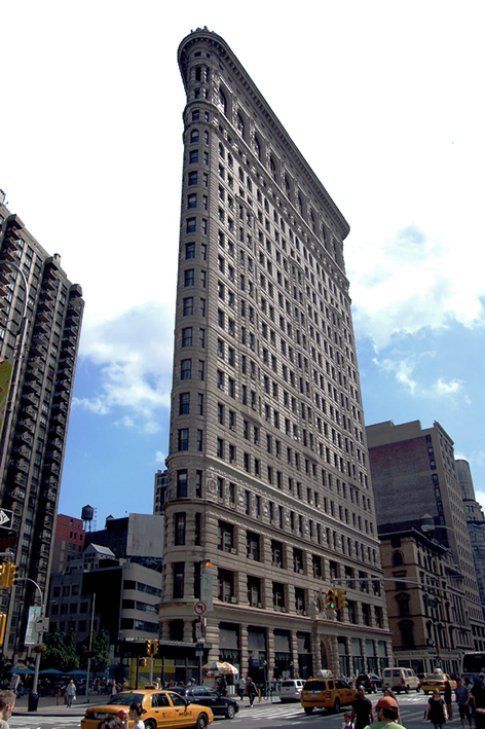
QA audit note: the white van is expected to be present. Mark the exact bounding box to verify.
[382,667,420,693]
[278,679,305,702]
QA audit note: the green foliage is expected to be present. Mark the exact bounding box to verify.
[42,630,79,671]
[91,631,110,672]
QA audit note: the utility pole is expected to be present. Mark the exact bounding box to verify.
[85,593,96,700]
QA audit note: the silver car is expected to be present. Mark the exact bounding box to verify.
[278,679,305,703]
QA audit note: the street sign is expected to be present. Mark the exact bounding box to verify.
[24,605,42,646]
[194,600,207,616]
[0,509,13,530]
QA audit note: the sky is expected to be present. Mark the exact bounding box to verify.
[1,0,485,527]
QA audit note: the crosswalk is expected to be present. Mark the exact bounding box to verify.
[11,717,79,728]
[235,703,306,721]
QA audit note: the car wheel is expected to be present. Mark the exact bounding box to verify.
[304,707,314,715]
[226,704,236,719]
[416,686,420,692]
[145,721,156,729]
[196,714,208,729]
[405,686,409,694]
[334,699,341,713]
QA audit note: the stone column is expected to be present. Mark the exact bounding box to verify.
[266,628,275,681]
[240,624,249,679]
[206,617,220,662]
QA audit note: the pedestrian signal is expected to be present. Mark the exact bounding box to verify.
[325,589,337,610]
[336,588,347,611]
[0,563,16,589]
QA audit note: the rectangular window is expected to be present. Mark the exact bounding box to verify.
[189,150,198,163]
[184,269,195,286]
[186,217,196,233]
[173,562,185,598]
[179,392,190,415]
[180,359,192,380]
[181,327,193,347]
[183,297,194,316]
[188,171,198,186]
[178,428,189,451]
[177,470,188,498]
[174,513,186,545]
[185,242,195,259]
[187,193,197,209]
[196,429,203,451]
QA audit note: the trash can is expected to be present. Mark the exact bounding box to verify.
[28,691,39,712]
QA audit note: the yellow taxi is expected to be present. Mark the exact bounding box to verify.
[300,677,357,714]
[80,688,214,728]
[420,672,457,694]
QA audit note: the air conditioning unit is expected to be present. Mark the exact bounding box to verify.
[302,610,307,616]
[257,602,263,608]
[230,596,238,603]
[281,607,288,613]
[229,548,237,554]
[298,569,304,574]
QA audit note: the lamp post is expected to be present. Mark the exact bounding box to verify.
[14,577,44,711]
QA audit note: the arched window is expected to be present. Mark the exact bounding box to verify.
[269,155,277,181]
[190,129,199,143]
[237,112,245,137]
[392,550,404,566]
[218,87,227,115]
[195,66,202,82]
[254,134,262,161]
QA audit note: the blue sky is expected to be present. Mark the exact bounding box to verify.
[1,0,485,522]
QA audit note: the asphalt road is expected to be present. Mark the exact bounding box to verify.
[9,693,464,729]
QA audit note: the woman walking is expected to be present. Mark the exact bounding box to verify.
[65,679,76,709]
[425,688,448,729]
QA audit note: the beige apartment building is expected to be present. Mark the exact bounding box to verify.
[159,29,392,682]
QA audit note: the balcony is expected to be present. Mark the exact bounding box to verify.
[15,430,34,447]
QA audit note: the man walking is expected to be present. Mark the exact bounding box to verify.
[351,685,373,729]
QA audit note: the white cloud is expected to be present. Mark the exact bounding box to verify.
[75,302,174,432]
[349,225,485,349]
[155,451,167,465]
[373,357,466,400]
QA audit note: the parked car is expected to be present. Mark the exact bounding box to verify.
[278,679,305,702]
[382,667,420,693]
[80,689,214,729]
[420,672,457,694]
[183,686,239,719]
[300,677,357,714]
[356,674,382,693]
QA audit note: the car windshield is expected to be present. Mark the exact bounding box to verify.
[282,681,297,687]
[109,692,145,706]
[190,688,217,696]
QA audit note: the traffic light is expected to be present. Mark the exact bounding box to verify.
[146,640,152,656]
[0,613,6,646]
[0,563,16,588]
[325,589,337,610]
[153,639,159,655]
[336,588,347,611]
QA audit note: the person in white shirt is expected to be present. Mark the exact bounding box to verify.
[0,689,16,729]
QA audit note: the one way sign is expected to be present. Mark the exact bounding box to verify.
[0,509,13,530]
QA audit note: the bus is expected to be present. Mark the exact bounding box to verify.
[462,652,485,680]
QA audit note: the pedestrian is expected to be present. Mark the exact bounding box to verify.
[364,696,403,729]
[351,685,374,729]
[471,674,485,729]
[0,689,16,729]
[425,688,448,729]
[455,678,473,729]
[444,680,453,720]
[65,679,76,708]
[128,702,145,728]
[245,676,257,707]
[217,674,227,696]
[382,686,401,723]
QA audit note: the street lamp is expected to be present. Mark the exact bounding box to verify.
[14,576,45,711]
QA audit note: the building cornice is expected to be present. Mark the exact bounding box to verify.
[178,29,350,241]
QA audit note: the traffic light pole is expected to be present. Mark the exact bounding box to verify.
[14,577,44,704]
